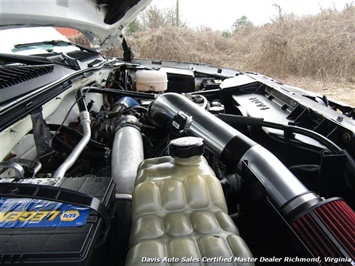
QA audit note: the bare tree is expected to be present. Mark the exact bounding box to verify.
[131,4,185,31]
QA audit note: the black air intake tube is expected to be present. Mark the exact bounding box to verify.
[149,93,355,264]
[149,93,320,214]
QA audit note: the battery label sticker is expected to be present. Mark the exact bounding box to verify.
[0,198,90,228]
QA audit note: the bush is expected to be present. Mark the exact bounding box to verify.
[72,5,355,84]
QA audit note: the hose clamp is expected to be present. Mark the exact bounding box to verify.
[80,111,91,124]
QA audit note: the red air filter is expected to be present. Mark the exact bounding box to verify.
[292,199,355,265]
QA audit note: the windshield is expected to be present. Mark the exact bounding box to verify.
[0,27,77,55]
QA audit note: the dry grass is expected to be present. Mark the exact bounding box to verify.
[72,5,355,105]
[126,6,354,81]
[123,27,235,66]
[283,76,355,106]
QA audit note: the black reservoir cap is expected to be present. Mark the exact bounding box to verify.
[169,136,205,158]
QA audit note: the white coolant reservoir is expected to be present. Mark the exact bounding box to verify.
[135,70,168,92]
[126,137,254,265]
[134,137,228,214]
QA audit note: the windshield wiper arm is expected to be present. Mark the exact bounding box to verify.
[0,53,52,65]
[0,53,79,70]
[13,40,98,54]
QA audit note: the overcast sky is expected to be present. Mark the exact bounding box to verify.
[151,0,353,31]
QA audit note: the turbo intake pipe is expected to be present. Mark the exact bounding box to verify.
[149,93,355,264]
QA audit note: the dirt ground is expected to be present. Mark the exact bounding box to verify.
[283,77,355,107]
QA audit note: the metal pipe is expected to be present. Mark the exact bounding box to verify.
[0,159,42,179]
[149,92,243,157]
[111,115,144,194]
[0,161,25,179]
[115,193,133,201]
[238,145,320,212]
[149,93,320,212]
[53,111,91,178]
[30,161,42,177]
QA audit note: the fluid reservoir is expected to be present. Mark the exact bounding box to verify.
[127,137,254,265]
[134,136,228,215]
[135,70,168,92]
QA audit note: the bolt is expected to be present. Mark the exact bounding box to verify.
[342,132,351,143]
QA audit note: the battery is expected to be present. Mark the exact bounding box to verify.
[0,176,115,265]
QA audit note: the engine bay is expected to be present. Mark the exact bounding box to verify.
[0,58,354,265]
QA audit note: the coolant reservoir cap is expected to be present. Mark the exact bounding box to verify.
[169,136,204,158]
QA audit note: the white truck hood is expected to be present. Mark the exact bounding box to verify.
[0,0,152,51]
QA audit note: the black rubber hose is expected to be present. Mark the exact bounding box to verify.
[79,87,156,100]
[217,114,264,127]
[337,150,355,190]
[218,113,342,153]
[75,88,88,112]
[218,113,355,189]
